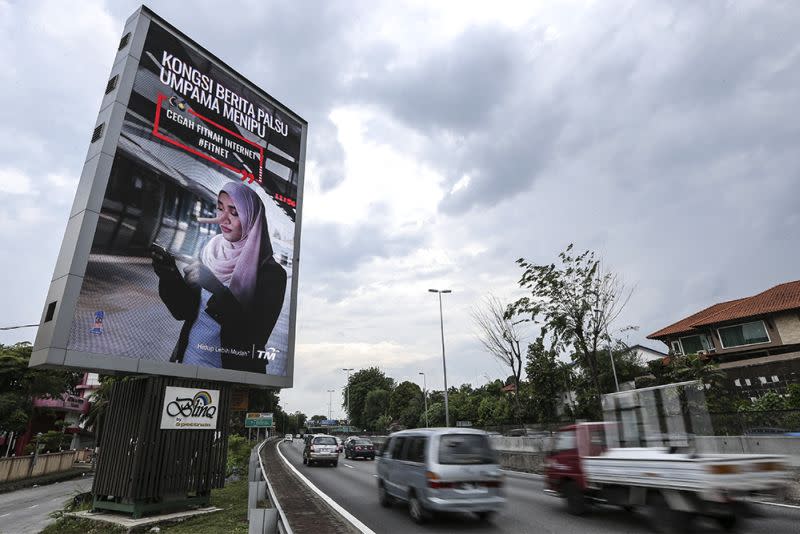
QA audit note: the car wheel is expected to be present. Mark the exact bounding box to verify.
[378,481,393,508]
[564,480,588,516]
[302,456,307,465]
[476,511,496,522]
[408,491,428,524]
[333,461,338,467]
[716,513,739,532]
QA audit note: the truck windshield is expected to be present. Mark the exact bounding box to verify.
[438,434,497,465]
[553,430,577,452]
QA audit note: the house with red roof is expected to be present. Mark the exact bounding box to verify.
[648,280,800,398]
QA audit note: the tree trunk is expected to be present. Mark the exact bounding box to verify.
[577,336,603,415]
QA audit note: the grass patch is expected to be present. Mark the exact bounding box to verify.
[41,479,249,534]
[160,479,248,534]
[41,517,126,534]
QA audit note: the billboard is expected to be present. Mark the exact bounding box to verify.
[31,7,306,388]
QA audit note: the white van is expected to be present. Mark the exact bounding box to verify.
[376,428,505,523]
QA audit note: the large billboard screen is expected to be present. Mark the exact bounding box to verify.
[31,8,306,388]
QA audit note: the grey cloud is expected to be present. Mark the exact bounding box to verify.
[300,220,423,301]
[355,25,520,132]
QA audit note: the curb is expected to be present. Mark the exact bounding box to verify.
[275,441,376,534]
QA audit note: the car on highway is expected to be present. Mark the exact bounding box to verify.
[284,434,293,442]
[344,437,375,460]
[376,428,505,524]
[336,436,344,453]
[303,434,339,467]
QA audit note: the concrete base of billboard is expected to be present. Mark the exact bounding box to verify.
[69,506,221,530]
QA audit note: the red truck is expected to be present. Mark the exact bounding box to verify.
[544,422,789,532]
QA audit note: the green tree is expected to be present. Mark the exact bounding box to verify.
[572,343,647,419]
[476,395,511,427]
[343,367,394,429]
[787,384,800,409]
[447,384,479,426]
[423,401,445,427]
[374,414,392,433]
[0,342,81,438]
[362,389,390,431]
[525,338,570,423]
[389,381,423,428]
[510,245,633,412]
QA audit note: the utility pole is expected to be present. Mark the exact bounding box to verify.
[327,389,334,420]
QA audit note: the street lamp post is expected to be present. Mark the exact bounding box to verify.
[594,307,619,392]
[327,389,335,420]
[342,368,354,426]
[419,372,429,427]
[429,288,452,427]
[606,324,620,392]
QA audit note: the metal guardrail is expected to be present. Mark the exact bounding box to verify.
[248,439,292,534]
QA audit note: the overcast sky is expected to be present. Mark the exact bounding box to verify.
[1,0,798,419]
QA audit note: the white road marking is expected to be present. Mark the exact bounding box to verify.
[344,464,354,469]
[0,513,10,518]
[28,504,39,509]
[373,474,378,478]
[754,501,800,510]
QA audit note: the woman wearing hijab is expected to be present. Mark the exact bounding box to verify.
[153,181,287,372]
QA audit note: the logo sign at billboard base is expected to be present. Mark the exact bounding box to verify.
[160,386,220,430]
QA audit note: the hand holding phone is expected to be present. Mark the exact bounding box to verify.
[150,242,178,275]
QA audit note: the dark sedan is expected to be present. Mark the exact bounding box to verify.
[344,438,375,460]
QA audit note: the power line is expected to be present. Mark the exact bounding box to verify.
[0,324,39,331]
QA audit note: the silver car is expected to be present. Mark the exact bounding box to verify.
[303,434,339,467]
[376,428,505,523]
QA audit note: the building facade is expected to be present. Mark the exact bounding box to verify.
[648,280,800,398]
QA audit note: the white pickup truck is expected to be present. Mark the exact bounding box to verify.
[544,382,791,532]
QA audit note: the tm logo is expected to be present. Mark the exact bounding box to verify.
[254,347,279,361]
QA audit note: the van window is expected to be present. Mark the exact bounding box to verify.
[401,437,427,463]
[313,436,336,445]
[552,430,576,452]
[389,437,407,459]
[438,434,497,465]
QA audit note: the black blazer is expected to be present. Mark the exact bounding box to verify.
[156,259,287,372]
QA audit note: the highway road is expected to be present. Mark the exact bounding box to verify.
[278,440,800,533]
[0,475,93,534]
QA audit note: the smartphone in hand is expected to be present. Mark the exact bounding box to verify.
[150,242,177,271]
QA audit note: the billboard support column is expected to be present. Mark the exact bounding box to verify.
[91,376,231,518]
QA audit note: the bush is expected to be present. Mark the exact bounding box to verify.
[226,434,251,477]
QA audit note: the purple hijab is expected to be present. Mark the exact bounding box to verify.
[200,181,273,308]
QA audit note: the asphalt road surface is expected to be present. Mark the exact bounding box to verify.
[278,440,800,533]
[0,475,93,534]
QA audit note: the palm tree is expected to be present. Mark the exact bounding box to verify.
[80,376,117,450]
